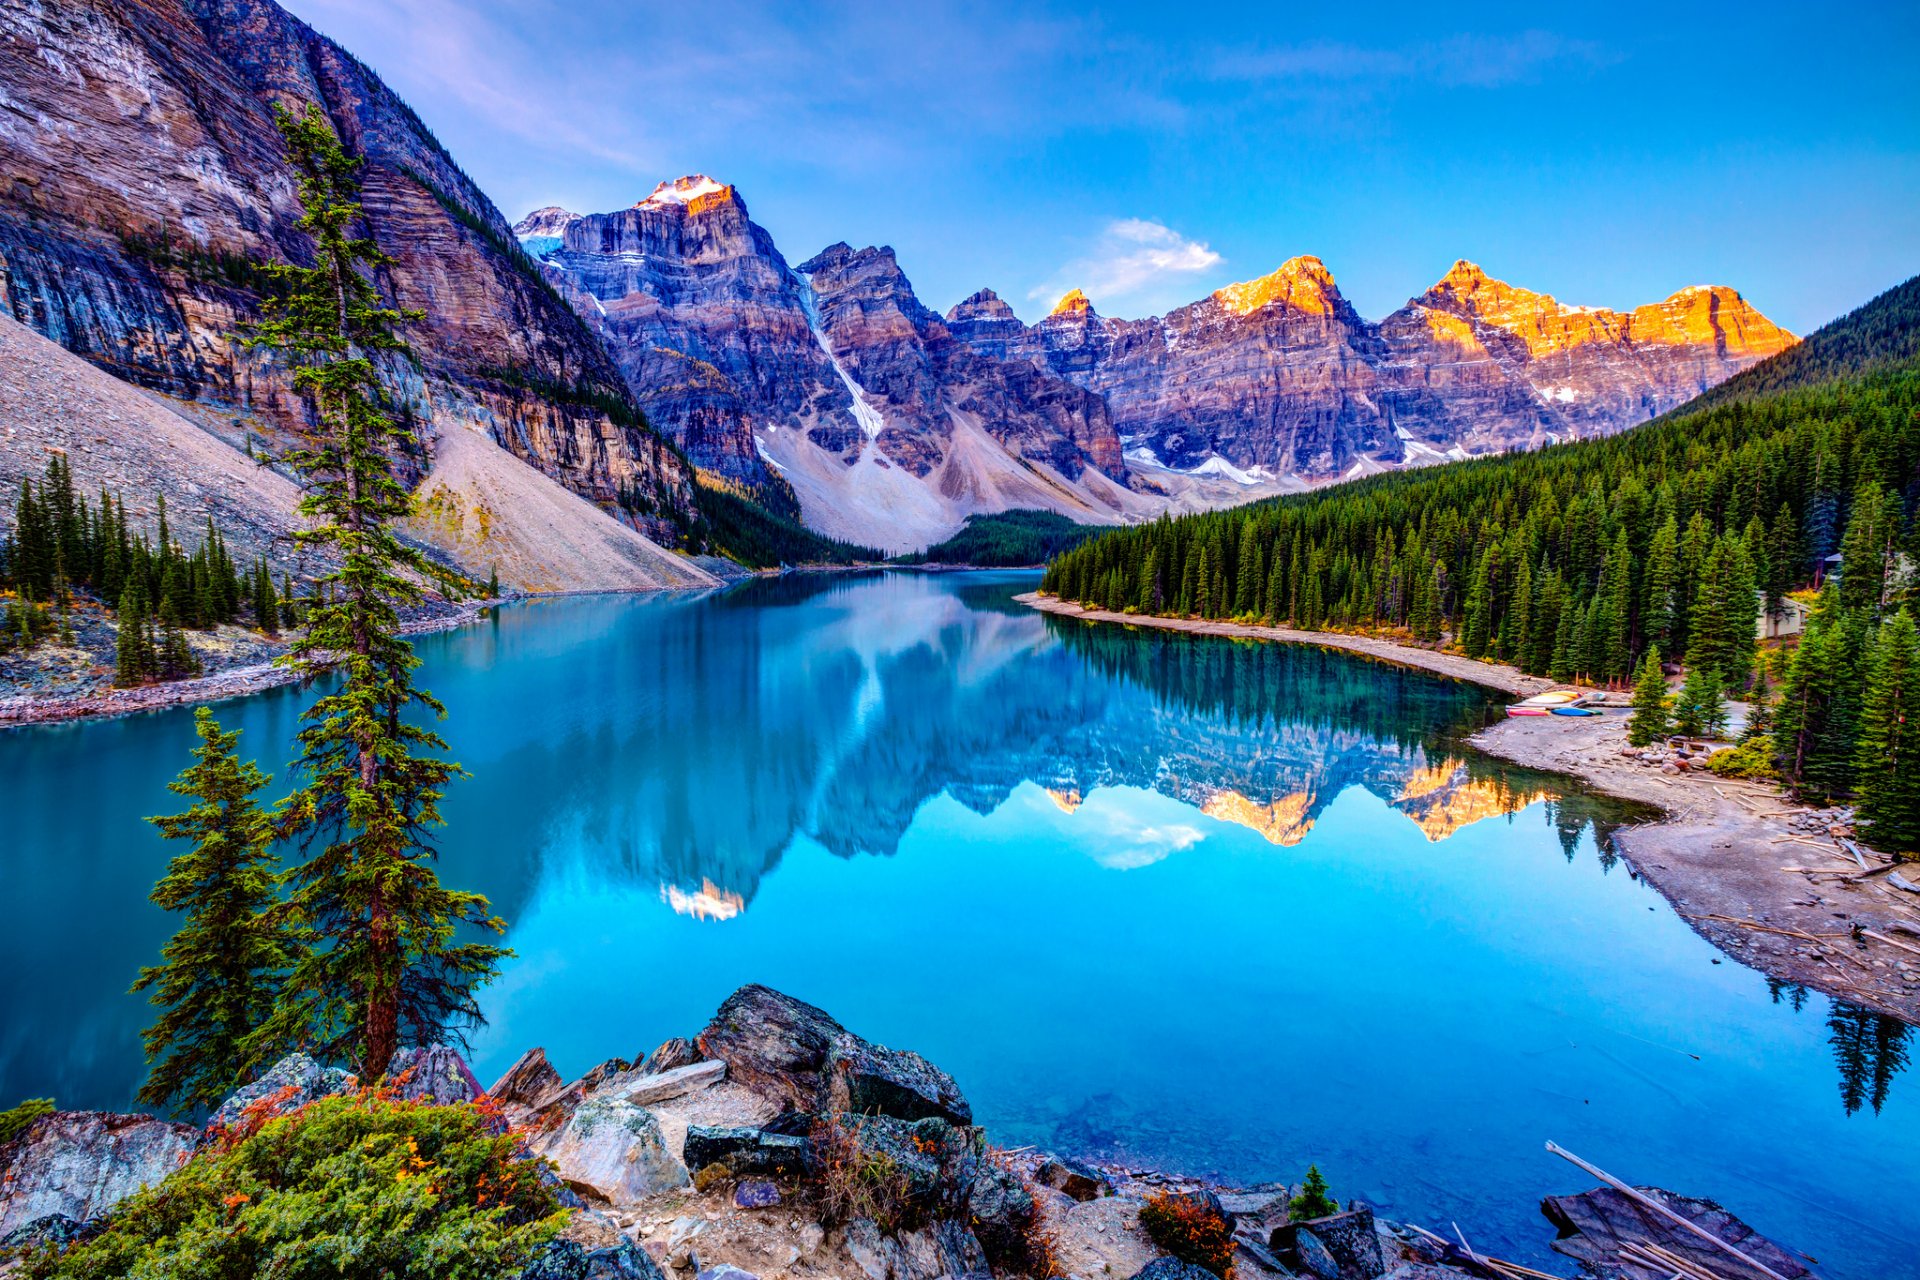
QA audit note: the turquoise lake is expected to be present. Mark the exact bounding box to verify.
[1,570,1913,1276]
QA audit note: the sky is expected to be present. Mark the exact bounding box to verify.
[281,0,1919,333]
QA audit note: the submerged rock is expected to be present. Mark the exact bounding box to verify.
[207,1052,355,1130]
[0,1111,197,1235]
[536,1098,691,1203]
[1542,1185,1812,1280]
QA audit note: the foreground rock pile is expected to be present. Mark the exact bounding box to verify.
[0,985,1817,1280]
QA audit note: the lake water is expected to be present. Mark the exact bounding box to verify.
[2,571,1913,1277]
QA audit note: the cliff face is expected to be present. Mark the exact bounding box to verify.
[952,258,1794,479]
[525,181,1136,552]
[0,0,696,545]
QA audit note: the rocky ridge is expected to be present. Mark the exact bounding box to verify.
[0,986,1816,1280]
[949,259,1794,481]
[0,0,699,574]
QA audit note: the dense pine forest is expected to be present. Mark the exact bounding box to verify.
[1043,276,1920,850]
[0,456,285,683]
[899,508,1101,567]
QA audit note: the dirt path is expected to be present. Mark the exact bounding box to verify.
[1019,592,1920,1023]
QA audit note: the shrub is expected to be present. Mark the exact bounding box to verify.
[808,1112,920,1232]
[23,1091,567,1279]
[0,1097,54,1144]
[1288,1164,1338,1222]
[1708,736,1779,780]
[1138,1190,1235,1278]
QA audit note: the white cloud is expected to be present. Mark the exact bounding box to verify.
[1029,219,1223,314]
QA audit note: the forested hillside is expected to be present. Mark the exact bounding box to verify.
[1043,276,1920,850]
[899,509,1100,567]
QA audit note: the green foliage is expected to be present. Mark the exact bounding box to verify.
[900,509,1099,567]
[1,458,255,674]
[0,1097,54,1144]
[1774,586,1869,803]
[1043,274,1920,693]
[247,104,506,1080]
[691,479,879,567]
[134,709,301,1114]
[23,1092,568,1280]
[1672,665,1728,738]
[1139,1191,1236,1277]
[1627,647,1671,746]
[1690,273,1920,408]
[1855,609,1920,855]
[1288,1165,1339,1222]
[1708,736,1779,780]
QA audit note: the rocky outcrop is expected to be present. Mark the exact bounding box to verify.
[952,259,1793,480]
[521,183,1148,553]
[535,1097,692,1203]
[694,984,970,1124]
[0,1111,197,1236]
[1541,1185,1813,1280]
[0,0,698,561]
[206,1051,355,1130]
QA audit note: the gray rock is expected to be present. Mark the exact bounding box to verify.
[581,1058,635,1092]
[965,1160,1035,1267]
[696,985,969,1125]
[826,1033,971,1126]
[389,1045,484,1106]
[1134,1259,1221,1280]
[844,1217,990,1280]
[1037,1155,1109,1201]
[733,1178,781,1208]
[0,1111,198,1235]
[1542,1185,1811,1280]
[640,1037,699,1074]
[534,1097,690,1204]
[520,1239,669,1280]
[682,1126,809,1178]
[625,1060,726,1106]
[696,1265,760,1280]
[491,1047,565,1109]
[1273,1208,1384,1280]
[207,1052,354,1130]
[0,1212,86,1254]
[826,1114,975,1221]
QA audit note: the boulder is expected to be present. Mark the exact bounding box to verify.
[732,1178,781,1208]
[1542,1185,1812,1280]
[640,1038,699,1074]
[535,1098,690,1204]
[683,1126,809,1178]
[0,1212,87,1254]
[696,986,969,1125]
[696,1265,760,1280]
[844,1217,990,1280]
[207,1052,355,1130]
[965,1160,1036,1267]
[626,1060,727,1106]
[696,985,844,1112]
[1036,1155,1109,1202]
[581,1059,635,1093]
[491,1047,565,1109]
[1272,1208,1384,1280]
[0,1111,197,1235]
[826,1034,971,1126]
[520,1239,669,1280]
[389,1046,484,1106]
[824,1115,975,1221]
[1133,1259,1220,1280]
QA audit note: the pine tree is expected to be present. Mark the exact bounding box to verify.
[487,565,499,599]
[134,710,299,1113]
[1289,1165,1338,1222]
[115,580,153,686]
[1855,610,1920,856]
[1774,587,1863,801]
[1673,664,1726,738]
[1628,647,1670,746]
[248,104,507,1079]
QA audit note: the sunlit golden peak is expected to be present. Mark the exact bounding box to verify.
[1045,787,1083,814]
[1051,288,1093,317]
[1200,788,1317,846]
[1213,256,1339,316]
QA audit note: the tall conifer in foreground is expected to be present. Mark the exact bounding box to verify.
[135,709,297,1113]
[247,103,506,1079]
[1627,647,1669,747]
[1855,610,1920,855]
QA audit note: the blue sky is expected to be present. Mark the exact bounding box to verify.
[283,0,1918,332]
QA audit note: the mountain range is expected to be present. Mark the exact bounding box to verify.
[0,0,1796,569]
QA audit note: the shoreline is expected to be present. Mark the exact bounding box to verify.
[0,598,499,729]
[1018,592,1920,1025]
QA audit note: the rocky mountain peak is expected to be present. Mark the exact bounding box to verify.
[1050,288,1095,318]
[637,175,736,214]
[946,288,1017,322]
[1213,255,1342,317]
[512,206,580,239]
